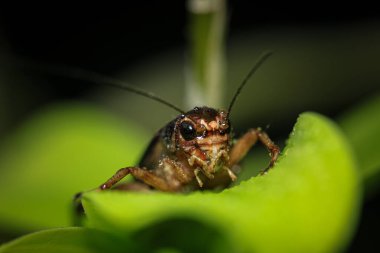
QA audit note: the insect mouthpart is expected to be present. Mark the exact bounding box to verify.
[174,107,232,177]
[196,132,229,148]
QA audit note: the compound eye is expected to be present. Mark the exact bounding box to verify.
[179,121,196,141]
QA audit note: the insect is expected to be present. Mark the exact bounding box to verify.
[74,52,280,201]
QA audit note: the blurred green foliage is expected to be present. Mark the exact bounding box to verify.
[0,227,128,253]
[339,94,380,197]
[0,103,147,230]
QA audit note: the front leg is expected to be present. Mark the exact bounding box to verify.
[73,166,179,219]
[99,166,179,192]
[229,128,280,174]
[74,166,178,203]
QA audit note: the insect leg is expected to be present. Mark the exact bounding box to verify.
[229,128,280,174]
[72,167,152,221]
[113,182,151,192]
[99,167,134,190]
[74,167,145,202]
[73,167,136,208]
[101,167,178,192]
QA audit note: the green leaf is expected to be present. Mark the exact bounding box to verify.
[0,227,128,253]
[0,102,147,231]
[82,112,361,253]
[339,94,380,196]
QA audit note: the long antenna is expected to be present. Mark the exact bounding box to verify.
[227,51,273,116]
[21,61,185,114]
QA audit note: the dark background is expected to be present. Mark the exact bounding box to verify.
[0,3,379,252]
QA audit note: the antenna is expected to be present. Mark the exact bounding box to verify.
[22,61,185,114]
[227,51,273,116]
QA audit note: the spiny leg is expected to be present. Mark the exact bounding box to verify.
[113,182,151,192]
[73,166,177,213]
[73,167,140,223]
[100,167,180,192]
[73,166,138,216]
[229,128,280,174]
[99,167,134,190]
[256,130,280,172]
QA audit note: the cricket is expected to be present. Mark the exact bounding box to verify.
[74,52,280,203]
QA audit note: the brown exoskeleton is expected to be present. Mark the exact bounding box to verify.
[74,52,280,201]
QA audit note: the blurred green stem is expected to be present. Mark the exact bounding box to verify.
[186,0,226,108]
